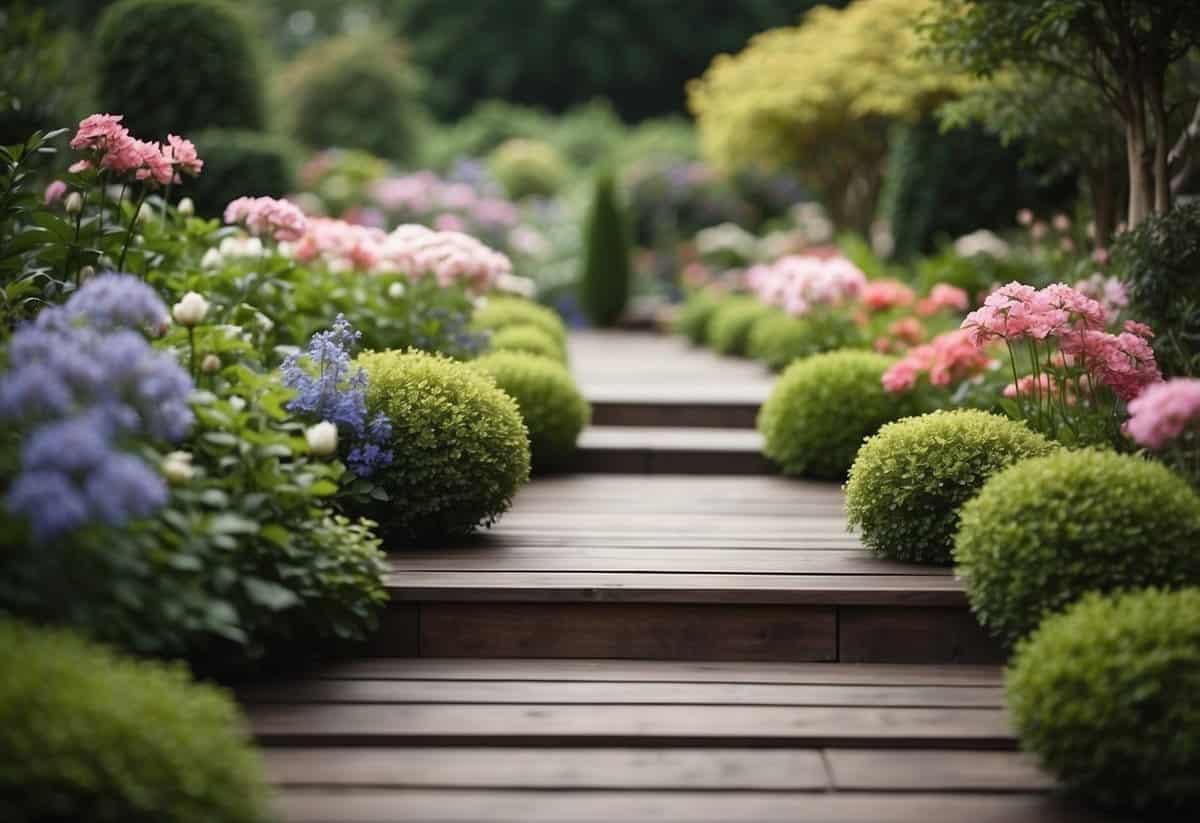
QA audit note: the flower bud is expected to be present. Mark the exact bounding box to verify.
[177,197,195,218]
[162,451,194,484]
[171,291,209,327]
[229,395,246,412]
[305,421,338,457]
[387,281,406,299]
[78,265,95,282]
[65,191,84,215]
[201,353,221,373]
[200,247,223,269]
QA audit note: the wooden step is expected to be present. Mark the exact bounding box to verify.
[588,388,761,429]
[573,426,772,474]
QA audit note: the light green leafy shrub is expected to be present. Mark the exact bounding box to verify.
[673,289,723,345]
[954,450,1200,643]
[489,138,570,200]
[0,619,269,823]
[1006,588,1200,812]
[846,410,1058,565]
[357,350,530,541]
[471,352,590,471]
[706,296,775,356]
[489,323,567,363]
[758,350,910,480]
[472,296,568,349]
[747,309,865,371]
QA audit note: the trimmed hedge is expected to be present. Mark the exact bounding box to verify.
[472,297,568,349]
[489,323,567,363]
[489,138,569,200]
[747,309,864,371]
[187,129,300,219]
[673,290,722,345]
[706,297,775,356]
[579,172,632,328]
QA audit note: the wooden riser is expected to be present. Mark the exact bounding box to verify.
[573,427,773,474]
[590,400,760,430]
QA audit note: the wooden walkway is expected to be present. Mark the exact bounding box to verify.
[239,332,1120,822]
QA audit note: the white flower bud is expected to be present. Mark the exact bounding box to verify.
[177,197,195,217]
[162,451,194,484]
[200,247,223,269]
[135,202,151,224]
[65,192,84,215]
[228,396,246,412]
[254,311,274,333]
[201,353,221,373]
[387,281,406,299]
[305,421,338,457]
[171,291,209,327]
[78,265,95,282]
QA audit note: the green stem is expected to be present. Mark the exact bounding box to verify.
[187,326,197,380]
[116,189,146,273]
[68,187,89,286]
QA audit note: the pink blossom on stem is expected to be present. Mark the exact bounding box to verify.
[164,134,203,176]
[44,180,68,205]
[1126,379,1200,449]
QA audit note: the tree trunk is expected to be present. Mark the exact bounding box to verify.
[1147,69,1172,215]
[1085,164,1118,250]
[1126,112,1152,227]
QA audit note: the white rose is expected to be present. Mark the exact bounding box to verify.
[65,192,84,215]
[177,197,195,218]
[162,451,194,484]
[172,291,209,327]
[201,353,221,373]
[305,421,338,457]
[200,247,223,269]
[387,281,406,299]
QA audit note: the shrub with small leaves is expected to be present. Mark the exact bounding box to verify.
[472,296,568,349]
[846,410,1057,565]
[0,619,269,823]
[706,296,775,356]
[471,351,590,471]
[673,290,722,345]
[954,450,1200,643]
[747,309,865,371]
[357,350,530,541]
[758,350,911,479]
[1006,588,1200,812]
[189,129,299,219]
[489,323,567,363]
[489,138,569,200]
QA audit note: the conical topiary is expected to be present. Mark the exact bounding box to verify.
[579,172,632,327]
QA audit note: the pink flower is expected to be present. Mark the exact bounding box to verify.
[1004,373,1056,400]
[889,316,925,345]
[99,132,143,175]
[916,284,969,316]
[434,213,466,232]
[860,279,915,312]
[44,180,68,205]
[164,134,203,176]
[134,140,174,186]
[1124,320,1154,339]
[881,329,993,394]
[70,113,127,152]
[1016,209,1034,227]
[68,159,92,174]
[224,196,309,242]
[1126,379,1200,449]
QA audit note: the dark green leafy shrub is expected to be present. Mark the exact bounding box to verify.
[580,172,632,328]
[747,309,865,371]
[758,350,911,480]
[489,323,567,363]
[1007,588,1200,812]
[1114,201,1200,377]
[707,298,776,356]
[0,619,269,823]
[188,129,299,219]
[846,410,1058,565]
[489,138,569,200]
[673,289,723,345]
[357,350,530,541]
[472,296,568,348]
[954,450,1200,644]
[471,352,590,471]
[96,0,266,138]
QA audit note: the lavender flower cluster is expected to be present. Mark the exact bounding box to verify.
[0,274,194,541]
[281,315,394,477]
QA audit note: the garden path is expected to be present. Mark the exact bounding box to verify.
[239,331,1119,822]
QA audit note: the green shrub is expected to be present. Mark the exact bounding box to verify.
[489,323,567,363]
[673,290,723,345]
[580,172,632,328]
[489,138,569,200]
[954,450,1200,643]
[280,34,426,163]
[846,411,1058,565]
[472,296,568,348]
[471,352,590,471]
[96,0,266,138]
[357,350,530,541]
[0,619,269,823]
[1006,588,1200,811]
[758,350,910,480]
[747,309,865,371]
[707,297,776,356]
[187,129,299,219]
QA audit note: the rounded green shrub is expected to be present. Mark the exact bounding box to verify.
[472,297,568,349]
[471,352,590,471]
[673,290,722,345]
[706,297,775,356]
[747,310,865,371]
[1006,588,1200,811]
[357,350,530,541]
[954,450,1200,643]
[188,129,299,219]
[96,0,266,138]
[846,411,1058,565]
[758,350,911,480]
[489,138,570,200]
[489,323,567,363]
[0,619,268,822]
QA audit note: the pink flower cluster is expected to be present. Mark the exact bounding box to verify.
[861,279,915,312]
[1059,324,1160,402]
[69,113,202,185]
[1004,374,1074,405]
[916,284,969,316]
[224,197,309,242]
[371,172,520,231]
[1126,379,1200,450]
[882,329,994,393]
[1074,272,1129,318]
[747,255,867,317]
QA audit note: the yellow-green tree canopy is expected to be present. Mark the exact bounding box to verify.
[687,0,967,230]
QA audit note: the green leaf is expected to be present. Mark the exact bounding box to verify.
[243,577,300,611]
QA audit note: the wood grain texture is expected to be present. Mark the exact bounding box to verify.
[826,749,1056,792]
[838,606,1004,664]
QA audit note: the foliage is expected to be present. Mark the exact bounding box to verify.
[758,350,912,479]
[1114,202,1200,377]
[706,297,776,357]
[422,100,552,171]
[489,139,569,201]
[189,129,299,219]
[846,410,1057,565]
[471,351,590,471]
[673,289,723,345]
[579,173,632,327]
[747,308,864,371]
[0,3,87,145]
[95,0,267,138]
[280,33,426,163]
[472,296,568,348]
[954,450,1200,644]
[1006,588,1200,811]
[356,350,530,542]
[0,618,269,823]
[489,324,567,364]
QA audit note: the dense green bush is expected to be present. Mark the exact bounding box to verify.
[1114,202,1200,377]
[95,0,266,138]
[955,450,1200,643]
[489,138,570,200]
[422,100,550,171]
[747,310,865,371]
[1007,588,1200,811]
[707,297,775,356]
[489,323,567,363]
[472,296,568,348]
[580,172,632,327]
[673,290,723,345]
[758,350,910,480]
[0,619,269,823]
[471,352,590,471]
[280,33,426,163]
[846,411,1058,565]
[187,129,299,219]
[357,350,530,541]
